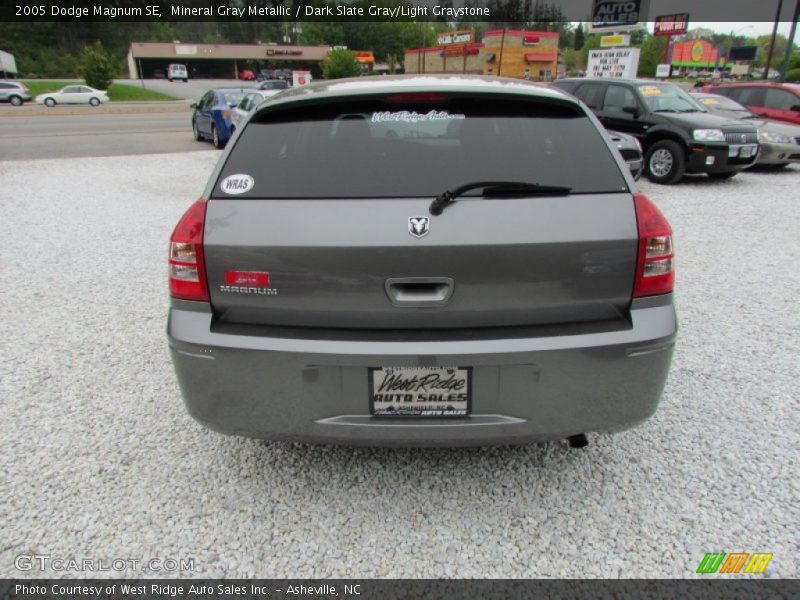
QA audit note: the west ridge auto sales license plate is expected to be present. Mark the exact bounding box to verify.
[369,366,472,417]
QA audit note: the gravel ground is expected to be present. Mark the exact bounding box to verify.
[0,154,798,579]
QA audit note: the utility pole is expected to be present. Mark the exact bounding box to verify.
[764,0,784,78]
[779,0,799,81]
[497,28,507,76]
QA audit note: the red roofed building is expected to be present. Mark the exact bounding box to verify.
[404,29,559,81]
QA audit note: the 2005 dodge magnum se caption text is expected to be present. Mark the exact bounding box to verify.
[167,76,677,447]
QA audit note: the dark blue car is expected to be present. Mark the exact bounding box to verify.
[191,88,249,149]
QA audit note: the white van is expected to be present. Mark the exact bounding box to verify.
[167,64,188,82]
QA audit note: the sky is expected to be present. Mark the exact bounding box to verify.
[668,21,796,38]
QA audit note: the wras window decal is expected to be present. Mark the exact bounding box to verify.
[220,174,254,195]
[371,110,465,124]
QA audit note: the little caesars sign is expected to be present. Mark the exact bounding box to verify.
[436,30,474,45]
[587,48,641,79]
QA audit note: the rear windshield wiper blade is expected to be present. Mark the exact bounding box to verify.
[430,181,572,215]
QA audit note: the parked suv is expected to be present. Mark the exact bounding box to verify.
[167,75,677,447]
[0,81,32,106]
[701,82,800,125]
[553,78,760,184]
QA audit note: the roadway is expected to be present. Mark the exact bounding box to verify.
[0,111,212,160]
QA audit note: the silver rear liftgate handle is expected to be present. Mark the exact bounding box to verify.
[385,277,455,307]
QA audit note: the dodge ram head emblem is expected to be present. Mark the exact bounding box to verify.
[408,216,430,238]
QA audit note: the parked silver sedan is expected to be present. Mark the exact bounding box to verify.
[167,76,677,447]
[692,92,800,167]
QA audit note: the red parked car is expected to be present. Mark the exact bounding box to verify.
[239,69,256,81]
[701,82,800,125]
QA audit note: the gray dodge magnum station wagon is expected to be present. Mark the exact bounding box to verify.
[167,75,677,447]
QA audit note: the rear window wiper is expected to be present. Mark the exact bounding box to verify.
[430,181,572,215]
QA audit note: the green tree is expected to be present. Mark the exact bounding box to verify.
[581,33,602,68]
[79,41,115,90]
[637,34,668,77]
[323,48,361,79]
[574,23,585,51]
[753,34,789,69]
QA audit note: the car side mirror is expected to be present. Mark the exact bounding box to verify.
[622,105,640,118]
[190,103,197,109]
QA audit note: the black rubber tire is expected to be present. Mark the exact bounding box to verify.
[212,125,225,149]
[192,120,203,142]
[645,139,686,185]
[168,78,173,82]
[89,97,100,107]
[44,98,56,107]
[9,95,23,106]
[708,171,738,180]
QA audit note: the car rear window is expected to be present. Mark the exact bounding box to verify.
[213,94,628,199]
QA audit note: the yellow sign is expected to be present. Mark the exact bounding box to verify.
[691,40,705,63]
[600,34,630,47]
[639,85,662,96]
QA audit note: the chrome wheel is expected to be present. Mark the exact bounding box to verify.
[10,95,22,106]
[649,148,674,178]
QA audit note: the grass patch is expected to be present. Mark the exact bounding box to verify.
[21,80,178,101]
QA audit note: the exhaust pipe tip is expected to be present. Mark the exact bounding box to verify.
[567,434,588,449]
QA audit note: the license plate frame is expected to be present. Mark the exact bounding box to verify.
[369,366,472,417]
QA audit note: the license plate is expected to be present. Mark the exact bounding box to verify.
[369,366,471,417]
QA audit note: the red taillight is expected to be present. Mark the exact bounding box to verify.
[633,193,675,298]
[169,199,210,302]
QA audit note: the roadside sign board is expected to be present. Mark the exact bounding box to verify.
[587,47,641,79]
[589,0,649,32]
[292,70,311,86]
[0,50,17,74]
[655,63,672,78]
[654,14,690,36]
[601,34,631,47]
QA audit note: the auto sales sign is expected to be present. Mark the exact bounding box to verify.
[589,0,650,32]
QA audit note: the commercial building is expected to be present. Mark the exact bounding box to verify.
[127,42,332,79]
[404,29,559,81]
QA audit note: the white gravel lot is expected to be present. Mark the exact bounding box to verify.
[0,153,798,579]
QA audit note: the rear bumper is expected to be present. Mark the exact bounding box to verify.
[167,297,677,447]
